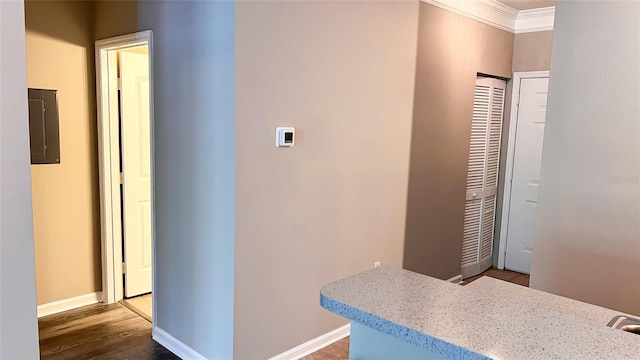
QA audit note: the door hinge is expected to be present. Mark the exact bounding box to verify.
[120,172,124,184]
[117,78,122,91]
[122,262,126,274]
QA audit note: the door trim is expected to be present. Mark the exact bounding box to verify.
[95,31,155,307]
[497,71,549,270]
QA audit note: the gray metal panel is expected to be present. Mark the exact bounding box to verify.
[27,88,60,164]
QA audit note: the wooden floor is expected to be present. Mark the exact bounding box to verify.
[121,293,153,322]
[39,303,177,360]
[303,268,529,360]
[302,337,350,360]
[462,267,530,287]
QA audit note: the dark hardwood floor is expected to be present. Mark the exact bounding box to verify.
[462,267,530,287]
[39,303,178,360]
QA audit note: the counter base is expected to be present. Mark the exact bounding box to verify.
[349,321,450,360]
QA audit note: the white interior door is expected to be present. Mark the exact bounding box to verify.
[120,49,152,297]
[462,77,506,279]
[504,77,549,274]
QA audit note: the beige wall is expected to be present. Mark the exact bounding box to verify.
[512,31,553,72]
[493,30,554,266]
[404,3,513,280]
[94,0,139,40]
[530,1,640,315]
[25,0,101,304]
[235,1,419,358]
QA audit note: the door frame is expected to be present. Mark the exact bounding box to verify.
[95,31,155,305]
[497,70,549,270]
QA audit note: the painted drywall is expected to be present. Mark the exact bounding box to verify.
[235,1,418,358]
[404,3,513,280]
[25,0,101,305]
[0,0,40,357]
[94,0,138,40]
[512,31,553,72]
[493,30,554,267]
[500,0,555,11]
[530,1,640,315]
[95,1,237,357]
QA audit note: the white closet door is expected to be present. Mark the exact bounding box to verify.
[504,77,549,274]
[462,77,506,279]
[121,50,153,297]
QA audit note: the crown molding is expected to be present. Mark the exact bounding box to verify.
[515,6,555,34]
[421,0,554,34]
[421,0,518,33]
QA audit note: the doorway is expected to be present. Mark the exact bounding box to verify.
[498,71,550,274]
[96,31,155,322]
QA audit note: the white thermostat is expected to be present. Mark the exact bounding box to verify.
[275,127,295,147]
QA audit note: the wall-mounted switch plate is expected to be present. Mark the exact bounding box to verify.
[276,127,295,147]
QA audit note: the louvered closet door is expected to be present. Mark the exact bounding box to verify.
[461,77,506,279]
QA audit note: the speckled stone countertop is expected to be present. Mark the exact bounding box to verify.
[320,266,640,359]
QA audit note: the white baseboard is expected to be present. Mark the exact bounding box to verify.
[153,327,207,360]
[37,291,102,318]
[446,274,463,284]
[268,323,351,360]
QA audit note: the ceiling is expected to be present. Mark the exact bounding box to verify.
[498,0,555,11]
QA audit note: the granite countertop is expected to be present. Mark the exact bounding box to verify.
[320,266,640,360]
